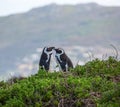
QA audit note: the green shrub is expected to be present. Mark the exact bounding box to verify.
[0,57,120,106]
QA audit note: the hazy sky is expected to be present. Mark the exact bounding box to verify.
[0,0,120,16]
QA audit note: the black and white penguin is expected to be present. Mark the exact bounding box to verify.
[39,47,55,71]
[54,48,73,72]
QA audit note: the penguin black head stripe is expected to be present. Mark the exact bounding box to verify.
[39,47,55,71]
[54,48,73,72]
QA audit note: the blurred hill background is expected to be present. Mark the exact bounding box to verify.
[0,3,120,80]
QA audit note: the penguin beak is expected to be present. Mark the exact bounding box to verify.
[51,47,55,51]
[53,48,58,53]
[52,47,55,49]
[52,47,56,51]
[54,48,58,51]
[49,47,55,50]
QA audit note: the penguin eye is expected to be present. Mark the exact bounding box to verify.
[56,49,62,54]
[59,50,62,53]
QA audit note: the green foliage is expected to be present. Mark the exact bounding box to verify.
[72,57,120,77]
[0,57,120,107]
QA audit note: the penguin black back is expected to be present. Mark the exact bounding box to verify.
[39,47,55,71]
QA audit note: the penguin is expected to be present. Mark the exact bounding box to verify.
[54,48,73,72]
[39,47,55,71]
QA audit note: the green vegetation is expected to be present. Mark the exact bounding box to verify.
[0,57,120,107]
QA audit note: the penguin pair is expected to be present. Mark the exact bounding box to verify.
[39,47,73,72]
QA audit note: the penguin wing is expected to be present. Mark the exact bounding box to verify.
[67,57,73,68]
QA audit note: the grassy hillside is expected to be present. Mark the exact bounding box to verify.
[0,56,120,107]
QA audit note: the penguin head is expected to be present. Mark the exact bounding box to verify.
[46,47,55,52]
[54,48,64,55]
[44,46,55,55]
[54,48,65,62]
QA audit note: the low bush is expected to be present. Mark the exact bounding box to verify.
[0,57,120,107]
